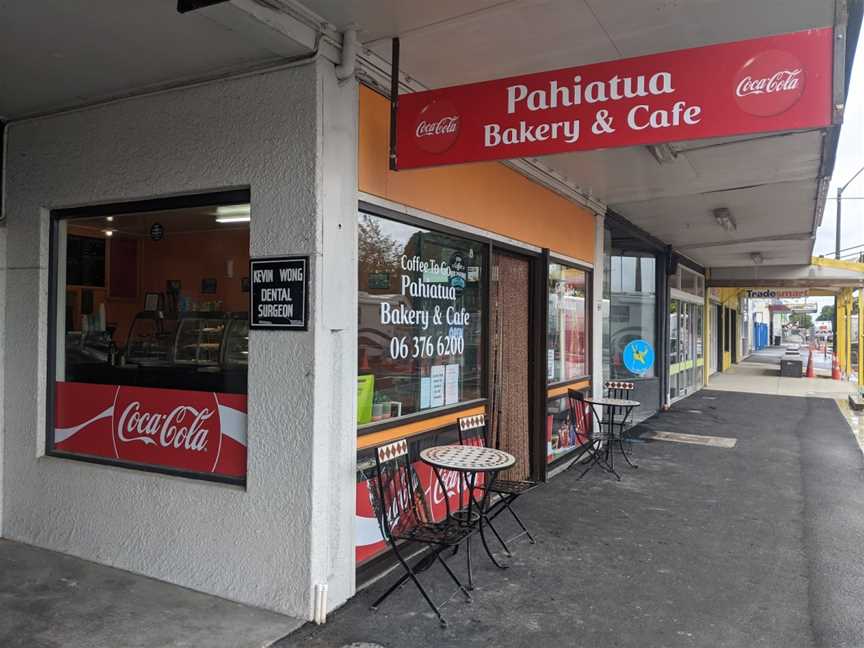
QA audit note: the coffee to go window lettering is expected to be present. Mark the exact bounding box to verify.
[357,212,484,426]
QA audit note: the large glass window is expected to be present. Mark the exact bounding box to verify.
[603,251,657,381]
[602,226,660,422]
[357,212,485,426]
[49,194,250,483]
[547,263,588,383]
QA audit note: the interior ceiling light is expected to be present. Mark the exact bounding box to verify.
[215,215,251,224]
[215,204,251,224]
[713,207,737,232]
[105,216,114,222]
[216,204,251,217]
[103,229,114,237]
[751,252,764,265]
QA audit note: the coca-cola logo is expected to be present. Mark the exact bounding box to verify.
[733,49,805,117]
[429,468,462,506]
[413,99,461,154]
[112,387,221,473]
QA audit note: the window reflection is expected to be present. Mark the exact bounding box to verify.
[603,247,657,381]
[547,263,587,382]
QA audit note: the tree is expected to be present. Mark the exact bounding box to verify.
[789,313,813,330]
[358,214,402,278]
[817,305,834,321]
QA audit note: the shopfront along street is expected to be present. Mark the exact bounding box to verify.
[1,1,864,647]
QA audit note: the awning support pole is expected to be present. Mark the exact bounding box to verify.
[858,288,863,391]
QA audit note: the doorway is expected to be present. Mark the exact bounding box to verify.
[668,294,705,402]
[731,310,738,364]
[716,304,724,371]
[489,250,532,481]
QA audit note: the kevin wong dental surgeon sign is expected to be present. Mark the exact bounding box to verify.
[393,28,833,169]
[250,256,309,330]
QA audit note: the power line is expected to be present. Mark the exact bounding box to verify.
[834,242,864,255]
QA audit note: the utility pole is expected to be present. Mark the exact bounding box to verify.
[837,164,864,259]
[837,186,842,259]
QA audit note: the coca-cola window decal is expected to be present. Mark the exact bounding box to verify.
[48,193,251,483]
[355,433,485,564]
[357,211,485,427]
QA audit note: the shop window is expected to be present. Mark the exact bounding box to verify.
[678,266,704,298]
[603,252,657,380]
[357,211,485,426]
[48,192,251,483]
[545,388,592,464]
[547,262,588,383]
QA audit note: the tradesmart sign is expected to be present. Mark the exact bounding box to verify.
[394,28,833,169]
[746,288,809,299]
[250,256,309,330]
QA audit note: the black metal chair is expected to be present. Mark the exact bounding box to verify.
[456,414,538,556]
[369,439,473,627]
[566,389,605,479]
[604,380,638,467]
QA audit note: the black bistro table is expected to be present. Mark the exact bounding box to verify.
[581,396,640,481]
[420,444,515,588]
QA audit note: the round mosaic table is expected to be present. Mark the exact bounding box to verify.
[419,444,516,473]
[420,444,517,586]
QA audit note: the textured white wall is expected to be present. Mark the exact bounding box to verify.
[309,59,358,613]
[1,61,358,618]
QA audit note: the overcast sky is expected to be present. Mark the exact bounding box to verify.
[814,37,864,258]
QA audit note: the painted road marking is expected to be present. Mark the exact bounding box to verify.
[644,430,737,448]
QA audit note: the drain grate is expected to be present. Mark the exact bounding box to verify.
[644,430,737,448]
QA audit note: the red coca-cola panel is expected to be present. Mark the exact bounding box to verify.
[53,381,247,480]
[395,28,833,169]
[356,460,485,564]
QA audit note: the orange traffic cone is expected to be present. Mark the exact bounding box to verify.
[806,350,815,378]
[832,353,842,380]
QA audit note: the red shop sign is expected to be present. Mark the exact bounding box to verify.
[53,382,247,480]
[394,28,833,169]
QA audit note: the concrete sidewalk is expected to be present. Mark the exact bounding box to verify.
[709,357,856,400]
[0,540,303,648]
[282,390,864,648]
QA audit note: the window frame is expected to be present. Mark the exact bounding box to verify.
[46,188,251,486]
[546,256,593,389]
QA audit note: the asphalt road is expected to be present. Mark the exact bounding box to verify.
[280,390,864,648]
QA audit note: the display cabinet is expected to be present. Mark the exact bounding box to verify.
[173,313,226,366]
[223,318,249,367]
[125,313,176,364]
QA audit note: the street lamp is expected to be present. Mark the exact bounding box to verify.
[836,164,864,259]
